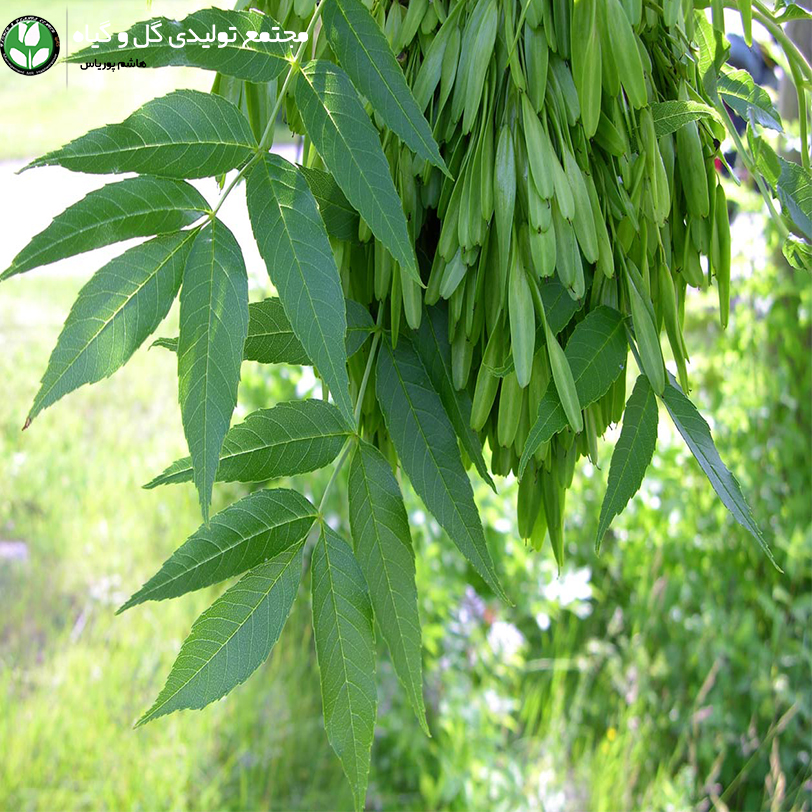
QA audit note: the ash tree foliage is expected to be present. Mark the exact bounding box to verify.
[4,0,811,806]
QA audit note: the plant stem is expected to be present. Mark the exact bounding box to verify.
[209,2,324,220]
[317,308,385,515]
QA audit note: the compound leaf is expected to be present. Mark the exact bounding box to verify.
[650,100,723,137]
[138,543,303,725]
[348,441,427,733]
[145,399,350,488]
[376,336,508,602]
[595,375,658,551]
[312,523,377,812]
[294,60,419,283]
[66,8,291,81]
[2,177,208,281]
[179,218,249,522]
[323,0,448,173]
[24,90,256,178]
[121,488,316,611]
[247,154,354,427]
[719,68,783,132]
[27,231,196,425]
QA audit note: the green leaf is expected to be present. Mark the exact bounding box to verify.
[776,158,812,241]
[2,177,208,281]
[179,218,249,522]
[783,236,812,271]
[121,489,317,611]
[322,0,448,173]
[24,90,256,178]
[694,12,724,102]
[26,231,196,426]
[66,8,291,81]
[519,306,627,478]
[138,544,303,725]
[661,375,776,566]
[300,166,360,242]
[413,303,496,491]
[152,298,374,364]
[348,441,427,733]
[719,68,783,132]
[294,60,419,283]
[540,275,588,334]
[311,523,377,812]
[144,399,350,488]
[376,336,508,602]
[595,375,658,552]
[247,154,354,427]
[650,100,724,138]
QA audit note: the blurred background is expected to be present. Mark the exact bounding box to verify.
[0,2,810,810]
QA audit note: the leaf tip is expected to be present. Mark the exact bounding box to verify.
[22,416,32,431]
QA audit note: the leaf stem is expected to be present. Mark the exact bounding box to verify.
[317,307,385,515]
[209,2,324,220]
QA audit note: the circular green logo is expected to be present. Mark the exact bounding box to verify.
[1,16,59,76]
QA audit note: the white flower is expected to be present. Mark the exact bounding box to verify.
[488,620,525,658]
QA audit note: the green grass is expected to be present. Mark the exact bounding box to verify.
[0,277,351,811]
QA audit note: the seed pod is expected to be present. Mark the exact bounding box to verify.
[676,120,709,219]
[522,96,555,201]
[394,0,428,53]
[563,148,599,263]
[462,0,498,134]
[390,259,403,348]
[529,223,557,277]
[550,56,580,127]
[713,183,731,328]
[541,309,583,433]
[602,0,646,108]
[495,125,517,291]
[553,205,585,299]
[401,264,423,330]
[525,24,549,113]
[541,468,565,570]
[627,263,665,395]
[551,145,575,221]
[517,460,543,538]
[374,239,392,301]
[471,328,504,430]
[439,24,461,111]
[658,261,690,392]
[571,0,602,138]
[439,247,468,299]
[451,329,473,390]
[509,247,536,388]
[529,183,553,233]
[498,370,523,447]
[480,120,495,221]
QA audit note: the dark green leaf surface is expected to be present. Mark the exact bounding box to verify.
[540,275,588,334]
[413,304,496,490]
[121,489,317,611]
[719,68,783,132]
[294,60,419,282]
[27,231,196,424]
[138,544,303,725]
[178,219,249,521]
[348,441,427,733]
[66,8,291,81]
[145,399,350,488]
[595,375,658,551]
[661,375,775,565]
[24,90,256,178]
[300,166,360,242]
[247,154,354,427]
[519,306,627,478]
[151,298,374,364]
[312,523,377,812]
[323,0,447,172]
[2,177,208,281]
[376,336,508,601]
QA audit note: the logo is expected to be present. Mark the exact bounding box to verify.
[1,16,59,75]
